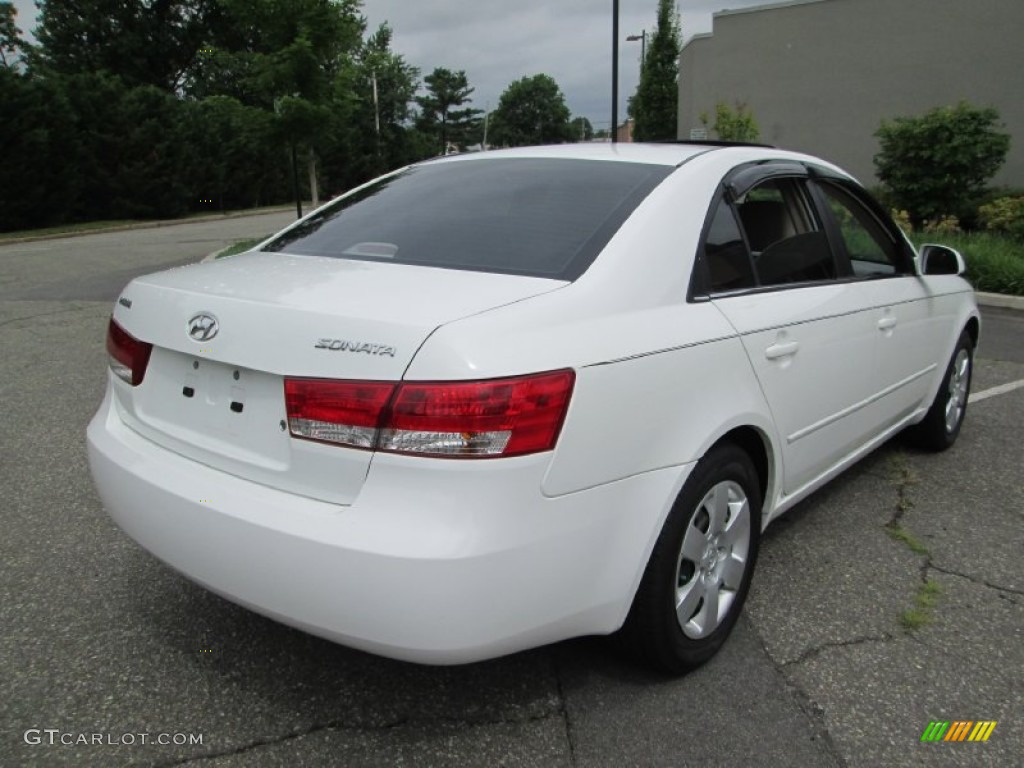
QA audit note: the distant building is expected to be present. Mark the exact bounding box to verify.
[616,118,634,143]
[678,0,1023,186]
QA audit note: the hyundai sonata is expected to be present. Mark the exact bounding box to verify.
[87,143,979,672]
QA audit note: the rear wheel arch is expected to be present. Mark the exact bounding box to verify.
[714,426,772,510]
[618,440,764,672]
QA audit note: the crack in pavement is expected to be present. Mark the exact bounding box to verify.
[160,708,566,767]
[886,452,1022,605]
[927,562,1024,597]
[883,452,944,629]
[550,652,578,767]
[744,615,849,768]
[779,633,896,669]
[157,716,408,767]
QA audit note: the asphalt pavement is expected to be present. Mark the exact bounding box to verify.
[1,215,1021,767]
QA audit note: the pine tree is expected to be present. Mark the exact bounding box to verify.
[631,0,682,142]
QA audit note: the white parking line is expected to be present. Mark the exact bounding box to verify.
[970,379,1024,404]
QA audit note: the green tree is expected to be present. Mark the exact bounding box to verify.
[200,0,365,205]
[34,0,215,91]
[0,68,83,230]
[318,23,421,192]
[0,1,24,68]
[630,0,681,141]
[699,101,760,141]
[185,95,286,211]
[489,74,572,147]
[416,67,483,153]
[570,116,594,141]
[875,102,1011,227]
[110,85,196,217]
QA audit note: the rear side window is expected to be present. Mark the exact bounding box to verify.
[262,158,671,281]
[699,177,838,296]
[703,200,755,292]
[735,179,836,287]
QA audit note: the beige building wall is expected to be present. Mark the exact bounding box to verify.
[678,0,1023,187]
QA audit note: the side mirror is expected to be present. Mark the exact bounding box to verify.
[919,244,965,276]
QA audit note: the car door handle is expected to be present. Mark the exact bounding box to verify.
[765,341,800,359]
[877,316,898,331]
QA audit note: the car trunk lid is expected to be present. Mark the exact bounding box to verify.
[108,252,564,504]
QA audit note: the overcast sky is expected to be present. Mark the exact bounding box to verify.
[11,0,771,129]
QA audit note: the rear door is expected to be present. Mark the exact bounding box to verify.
[695,164,878,496]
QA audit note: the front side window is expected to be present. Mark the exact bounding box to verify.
[817,182,904,277]
[261,158,671,281]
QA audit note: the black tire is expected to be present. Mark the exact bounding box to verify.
[907,330,974,452]
[618,442,762,674]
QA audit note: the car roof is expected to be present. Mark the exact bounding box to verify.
[424,142,731,168]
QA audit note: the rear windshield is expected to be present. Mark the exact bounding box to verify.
[261,158,671,281]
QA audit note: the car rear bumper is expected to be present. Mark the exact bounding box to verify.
[87,387,689,664]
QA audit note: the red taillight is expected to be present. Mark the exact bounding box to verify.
[106,318,153,386]
[284,379,396,449]
[382,371,575,457]
[284,370,575,458]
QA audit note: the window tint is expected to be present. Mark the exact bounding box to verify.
[818,182,903,277]
[703,199,755,292]
[736,179,836,286]
[261,158,671,281]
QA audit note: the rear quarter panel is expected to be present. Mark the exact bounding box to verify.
[405,154,782,500]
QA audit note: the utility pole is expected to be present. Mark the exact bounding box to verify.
[291,142,303,219]
[612,0,619,144]
[371,70,382,172]
[275,96,303,219]
[482,102,490,149]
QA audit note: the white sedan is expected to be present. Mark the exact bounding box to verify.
[87,143,979,672]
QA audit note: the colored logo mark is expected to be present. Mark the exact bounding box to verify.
[921,721,997,742]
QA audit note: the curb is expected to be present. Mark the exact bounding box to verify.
[975,291,1024,312]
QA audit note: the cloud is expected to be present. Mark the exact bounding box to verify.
[11,0,768,127]
[363,0,766,128]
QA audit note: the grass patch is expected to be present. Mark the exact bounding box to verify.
[885,524,929,555]
[914,579,941,608]
[900,579,941,631]
[900,608,931,630]
[216,237,265,258]
[915,230,1024,296]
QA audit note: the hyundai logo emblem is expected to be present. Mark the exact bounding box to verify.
[188,313,219,342]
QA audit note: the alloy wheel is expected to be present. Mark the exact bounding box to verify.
[945,348,971,433]
[674,480,751,639]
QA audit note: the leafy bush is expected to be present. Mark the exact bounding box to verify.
[917,230,1024,295]
[977,196,1024,240]
[699,101,760,142]
[874,102,1010,228]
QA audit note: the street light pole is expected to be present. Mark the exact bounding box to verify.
[627,30,646,73]
[612,0,619,144]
